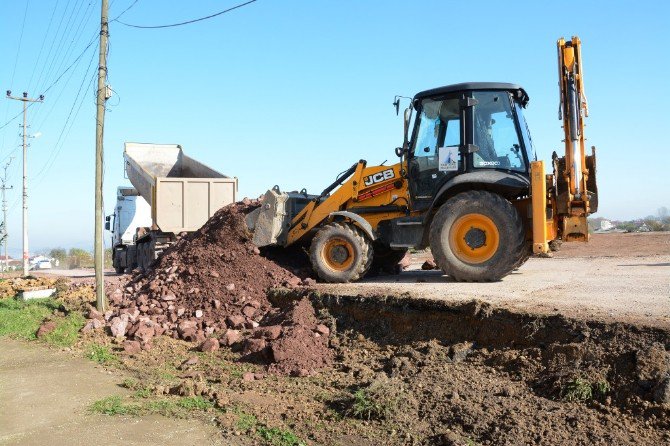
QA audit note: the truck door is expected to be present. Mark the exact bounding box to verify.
[408,95,463,210]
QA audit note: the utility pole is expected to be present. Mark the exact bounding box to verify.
[95,0,109,311]
[6,91,43,277]
[0,158,14,273]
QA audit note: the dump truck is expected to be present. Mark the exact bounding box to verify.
[107,142,238,273]
[246,36,597,283]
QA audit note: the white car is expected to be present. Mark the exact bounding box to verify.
[36,260,52,269]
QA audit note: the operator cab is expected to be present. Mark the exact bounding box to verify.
[406,82,534,210]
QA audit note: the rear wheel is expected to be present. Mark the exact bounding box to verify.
[309,222,372,283]
[429,191,527,281]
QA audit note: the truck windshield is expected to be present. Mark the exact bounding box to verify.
[514,102,536,162]
[472,91,526,172]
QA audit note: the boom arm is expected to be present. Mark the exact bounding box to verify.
[531,36,598,254]
[557,36,589,201]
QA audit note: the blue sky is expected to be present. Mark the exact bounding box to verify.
[0,0,669,255]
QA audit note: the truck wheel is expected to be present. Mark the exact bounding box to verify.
[309,222,372,283]
[114,266,125,274]
[429,191,526,282]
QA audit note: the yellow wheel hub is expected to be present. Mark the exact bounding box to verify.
[322,237,355,271]
[449,213,500,264]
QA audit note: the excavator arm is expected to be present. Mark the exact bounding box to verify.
[531,36,598,254]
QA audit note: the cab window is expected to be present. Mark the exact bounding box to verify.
[472,91,526,171]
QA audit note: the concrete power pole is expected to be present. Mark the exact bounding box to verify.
[95,0,109,311]
[6,92,43,276]
[0,158,14,272]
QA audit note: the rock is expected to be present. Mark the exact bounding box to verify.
[243,338,267,355]
[302,278,316,287]
[421,259,438,270]
[225,283,235,291]
[449,342,474,363]
[653,376,670,403]
[123,340,142,354]
[182,356,199,367]
[226,315,246,329]
[285,276,301,287]
[220,329,241,346]
[195,309,203,318]
[81,318,105,333]
[177,308,185,317]
[200,338,220,353]
[248,300,261,309]
[109,316,128,337]
[315,324,330,337]
[398,254,411,270]
[88,308,104,320]
[177,320,197,336]
[36,321,57,338]
[210,270,220,278]
[242,372,255,381]
[255,325,282,340]
[134,321,155,343]
[162,293,177,301]
[242,305,256,318]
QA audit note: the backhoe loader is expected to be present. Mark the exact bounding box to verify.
[246,36,598,283]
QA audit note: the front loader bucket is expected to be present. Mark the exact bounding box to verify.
[245,188,291,247]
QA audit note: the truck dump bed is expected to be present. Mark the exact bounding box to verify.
[124,142,237,233]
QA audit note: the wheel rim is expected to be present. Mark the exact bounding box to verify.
[322,237,355,271]
[448,213,500,264]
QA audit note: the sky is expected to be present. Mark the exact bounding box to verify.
[0,0,669,256]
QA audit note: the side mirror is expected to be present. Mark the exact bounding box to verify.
[403,106,412,150]
[393,99,400,116]
[105,215,111,231]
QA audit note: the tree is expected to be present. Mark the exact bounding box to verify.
[49,248,67,264]
[68,248,93,269]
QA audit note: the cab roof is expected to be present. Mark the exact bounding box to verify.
[413,82,529,106]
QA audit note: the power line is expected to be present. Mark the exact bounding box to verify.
[9,0,30,88]
[27,0,61,91]
[111,0,140,21]
[0,34,97,133]
[114,0,257,29]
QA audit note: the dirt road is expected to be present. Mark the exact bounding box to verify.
[0,339,223,446]
[320,232,670,328]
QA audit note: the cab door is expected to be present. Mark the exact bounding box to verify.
[408,95,463,210]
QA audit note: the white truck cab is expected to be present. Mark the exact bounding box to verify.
[106,187,152,273]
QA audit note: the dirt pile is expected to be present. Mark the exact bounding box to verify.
[94,201,331,375]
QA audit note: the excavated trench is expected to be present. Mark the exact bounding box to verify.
[268,289,670,444]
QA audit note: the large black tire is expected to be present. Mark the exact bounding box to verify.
[309,222,373,283]
[114,266,124,274]
[429,191,527,282]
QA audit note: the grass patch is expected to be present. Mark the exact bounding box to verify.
[236,411,258,431]
[0,298,59,340]
[41,312,85,347]
[563,377,610,402]
[90,395,140,416]
[91,395,217,419]
[234,409,306,446]
[348,388,390,420]
[87,344,118,364]
[257,426,306,446]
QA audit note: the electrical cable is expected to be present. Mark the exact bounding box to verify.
[27,0,61,91]
[114,0,257,28]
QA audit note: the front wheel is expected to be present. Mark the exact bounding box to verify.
[309,222,373,283]
[429,191,527,282]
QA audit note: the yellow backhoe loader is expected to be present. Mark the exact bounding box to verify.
[246,36,598,283]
